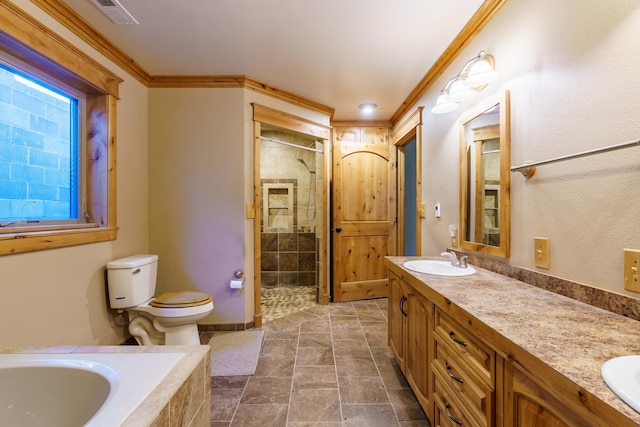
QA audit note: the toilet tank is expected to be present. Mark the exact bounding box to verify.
[106,254,158,309]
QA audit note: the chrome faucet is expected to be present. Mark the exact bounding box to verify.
[459,255,469,268]
[440,251,469,268]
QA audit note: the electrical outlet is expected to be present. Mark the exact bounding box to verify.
[534,238,550,269]
[624,249,640,292]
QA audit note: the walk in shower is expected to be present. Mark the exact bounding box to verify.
[259,126,324,321]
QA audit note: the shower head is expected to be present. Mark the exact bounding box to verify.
[297,158,315,173]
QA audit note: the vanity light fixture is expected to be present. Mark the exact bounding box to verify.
[431,50,500,114]
[359,103,377,114]
[446,76,477,102]
[431,91,459,114]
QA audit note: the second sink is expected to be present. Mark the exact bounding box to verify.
[403,260,476,276]
[602,355,640,414]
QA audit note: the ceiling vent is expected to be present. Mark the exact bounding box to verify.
[90,0,139,25]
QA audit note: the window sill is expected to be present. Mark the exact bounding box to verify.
[0,226,118,256]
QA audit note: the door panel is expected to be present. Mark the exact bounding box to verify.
[332,138,393,302]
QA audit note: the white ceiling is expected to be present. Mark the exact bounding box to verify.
[60,0,485,121]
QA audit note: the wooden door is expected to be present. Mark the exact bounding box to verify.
[332,130,394,302]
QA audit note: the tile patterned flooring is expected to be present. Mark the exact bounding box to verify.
[209,297,431,427]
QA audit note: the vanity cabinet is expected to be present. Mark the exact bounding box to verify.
[386,257,640,427]
[433,309,497,427]
[388,271,433,414]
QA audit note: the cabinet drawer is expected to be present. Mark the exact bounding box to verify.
[433,337,494,426]
[434,372,481,427]
[435,309,495,386]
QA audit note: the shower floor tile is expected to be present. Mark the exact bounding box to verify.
[261,286,317,322]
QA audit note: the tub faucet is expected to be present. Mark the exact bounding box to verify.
[440,251,469,268]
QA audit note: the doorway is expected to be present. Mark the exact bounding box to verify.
[252,104,331,328]
[259,127,323,321]
[403,138,417,256]
[393,107,423,256]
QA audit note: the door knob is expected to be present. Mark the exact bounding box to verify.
[335,226,342,233]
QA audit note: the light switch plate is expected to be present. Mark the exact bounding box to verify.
[418,203,426,218]
[246,203,255,219]
[624,249,640,292]
[534,238,550,269]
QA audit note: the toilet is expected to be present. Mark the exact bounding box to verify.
[106,254,213,346]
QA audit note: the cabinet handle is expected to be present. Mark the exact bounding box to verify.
[446,362,465,383]
[445,403,463,425]
[449,331,467,347]
[400,296,407,316]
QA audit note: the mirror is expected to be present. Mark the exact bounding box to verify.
[459,90,510,258]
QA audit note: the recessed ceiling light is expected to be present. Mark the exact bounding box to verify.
[359,103,377,114]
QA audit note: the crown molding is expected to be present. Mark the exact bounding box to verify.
[332,121,394,128]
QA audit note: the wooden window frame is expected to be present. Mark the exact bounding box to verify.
[0,2,121,255]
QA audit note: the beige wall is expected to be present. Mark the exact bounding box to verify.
[411,0,640,296]
[148,88,246,325]
[0,1,150,345]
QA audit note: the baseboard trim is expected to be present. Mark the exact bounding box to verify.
[198,322,255,332]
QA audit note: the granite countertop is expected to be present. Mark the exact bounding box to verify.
[386,256,640,424]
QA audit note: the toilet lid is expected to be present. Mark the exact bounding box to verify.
[150,291,213,308]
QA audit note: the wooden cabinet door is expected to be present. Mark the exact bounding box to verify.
[388,272,406,373]
[505,361,602,427]
[332,140,393,301]
[406,290,433,415]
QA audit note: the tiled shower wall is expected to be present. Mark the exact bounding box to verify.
[260,230,317,287]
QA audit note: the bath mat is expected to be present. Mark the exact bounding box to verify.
[209,330,264,376]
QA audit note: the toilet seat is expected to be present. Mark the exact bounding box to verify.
[150,291,212,308]
[133,291,214,318]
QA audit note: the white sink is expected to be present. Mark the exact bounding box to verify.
[602,355,640,413]
[403,260,476,276]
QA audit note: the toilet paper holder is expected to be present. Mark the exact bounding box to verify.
[230,269,245,290]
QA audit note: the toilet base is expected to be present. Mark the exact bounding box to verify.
[128,315,164,345]
[161,323,201,346]
[127,312,202,346]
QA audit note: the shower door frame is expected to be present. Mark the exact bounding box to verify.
[252,103,331,328]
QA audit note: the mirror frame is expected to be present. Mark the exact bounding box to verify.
[459,90,510,258]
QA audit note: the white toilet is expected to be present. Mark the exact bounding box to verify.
[106,254,213,346]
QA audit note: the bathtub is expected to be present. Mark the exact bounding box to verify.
[0,352,184,427]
